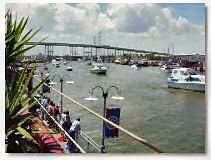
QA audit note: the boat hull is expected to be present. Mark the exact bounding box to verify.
[167,80,205,92]
[91,69,107,74]
[160,68,168,72]
[66,67,72,71]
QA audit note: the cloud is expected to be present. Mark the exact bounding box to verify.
[107,4,157,33]
[5,3,205,54]
[106,4,204,40]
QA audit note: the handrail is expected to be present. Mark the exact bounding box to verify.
[80,130,101,152]
[34,77,163,153]
[34,97,86,153]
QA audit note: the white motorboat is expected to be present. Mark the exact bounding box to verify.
[66,66,73,71]
[167,68,205,92]
[90,63,107,74]
[160,64,169,72]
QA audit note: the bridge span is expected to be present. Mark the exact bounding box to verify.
[26,42,166,60]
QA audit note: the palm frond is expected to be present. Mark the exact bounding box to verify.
[5,9,47,152]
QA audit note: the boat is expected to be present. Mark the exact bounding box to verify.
[52,59,57,65]
[55,63,60,68]
[90,63,107,74]
[160,64,169,72]
[121,58,129,65]
[56,57,61,61]
[167,68,205,92]
[114,58,121,64]
[44,65,48,70]
[65,66,73,71]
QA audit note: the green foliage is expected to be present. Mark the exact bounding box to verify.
[5,10,47,152]
[6,10,40,67]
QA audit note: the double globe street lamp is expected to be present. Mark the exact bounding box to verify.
[85,85,124,153]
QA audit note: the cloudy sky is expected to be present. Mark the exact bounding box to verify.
[6,3,206,55]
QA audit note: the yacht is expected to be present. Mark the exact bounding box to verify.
[167,68,205,92]
[90,63,107,74]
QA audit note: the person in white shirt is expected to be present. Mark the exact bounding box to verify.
[67,117,80,152]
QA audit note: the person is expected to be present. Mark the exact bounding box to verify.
[60,111,67,126]
[67,117,81,153]
[59,111,70,141]
[41,96,48,120]
[187,72,192,81]
[62,115,72,132]
[41,96,48,108]
[47,101,55,127]
[53,105,60,122]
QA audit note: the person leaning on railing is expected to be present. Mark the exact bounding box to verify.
[67,117,81,153]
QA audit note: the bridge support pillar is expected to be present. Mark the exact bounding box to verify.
[83,47,85,57]
[44,45,46,56]
[95,47,97,57]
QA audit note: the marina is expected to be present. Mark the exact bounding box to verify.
[5,3,206,155]
[38,61,206,153]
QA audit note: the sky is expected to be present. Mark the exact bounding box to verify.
[5,3,206,55]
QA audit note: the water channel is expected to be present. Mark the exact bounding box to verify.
[38,61,206,153]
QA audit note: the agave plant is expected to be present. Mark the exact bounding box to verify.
[5,10,47,152]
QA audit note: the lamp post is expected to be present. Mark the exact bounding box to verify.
[49,74,74,116]
[85,85,124,153]
[60,78,64,114]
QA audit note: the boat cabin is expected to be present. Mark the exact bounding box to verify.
[170,68,204,82]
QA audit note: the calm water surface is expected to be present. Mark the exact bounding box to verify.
[40,61,206,153]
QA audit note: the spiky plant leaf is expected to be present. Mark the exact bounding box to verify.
[17,127,34,141]
[5,10,47,152]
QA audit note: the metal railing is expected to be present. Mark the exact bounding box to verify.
[80,130,101,152]
[34,77,163,153]
[34,97,86,153]
[34,96,103,153]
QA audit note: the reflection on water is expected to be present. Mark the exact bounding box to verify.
[39,62,206,153]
